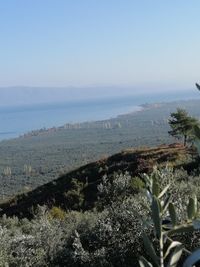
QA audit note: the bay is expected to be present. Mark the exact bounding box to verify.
[0,90,199,140]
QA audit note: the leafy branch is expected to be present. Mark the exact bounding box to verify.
[139,167,200,267]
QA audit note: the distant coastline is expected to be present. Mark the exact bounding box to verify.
[20,105,144,139]
[0,95,151,141]
[0,94,200,142]
[17,102,175,139]
[18,99,200,139]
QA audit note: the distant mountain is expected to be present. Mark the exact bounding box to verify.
[0,86,138,107]
[0,86,199,107]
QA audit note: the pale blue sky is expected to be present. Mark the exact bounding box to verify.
[0,1,200,90]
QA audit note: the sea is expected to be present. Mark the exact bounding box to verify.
[0,90,199,141]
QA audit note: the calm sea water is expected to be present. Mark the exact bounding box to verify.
[0,90,199,140]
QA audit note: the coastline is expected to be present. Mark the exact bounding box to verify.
[19,98,200,139]
[1,97,200,142]
[20,104,145,139]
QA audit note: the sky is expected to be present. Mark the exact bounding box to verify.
[0,1,200,91]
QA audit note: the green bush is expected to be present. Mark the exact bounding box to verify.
[130,176,145,193]
[49,206,66,220]
[0,168,200,266]
[139,166,200,267]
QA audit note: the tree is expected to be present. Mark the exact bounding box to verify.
[168,108,199,146]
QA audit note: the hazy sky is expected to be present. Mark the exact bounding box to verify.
[0,1,200,89]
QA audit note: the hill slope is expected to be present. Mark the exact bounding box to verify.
[0,99,200,200]
[0,143,194,218]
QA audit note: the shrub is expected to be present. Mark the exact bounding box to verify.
[0,168,200,266]
[130,176,145,193]
[49,206,66,220]
[139,166,200,267]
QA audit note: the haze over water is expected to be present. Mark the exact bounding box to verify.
[0,89,199,141]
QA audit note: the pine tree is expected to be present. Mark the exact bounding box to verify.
[168,108,199,146]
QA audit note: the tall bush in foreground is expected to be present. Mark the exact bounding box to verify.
[139,167,200,267]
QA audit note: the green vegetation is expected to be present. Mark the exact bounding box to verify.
[49,206,66,220]
[0,99,200,200]
[0,143,193,218]
[168,108,199,146]
[139,167,200,267]
[0,166,200,266]
[0,97,199,266]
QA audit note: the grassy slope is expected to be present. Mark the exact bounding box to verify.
[0,143,194,218]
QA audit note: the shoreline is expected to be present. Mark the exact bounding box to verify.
[1,97,200,142]
[19,98,200,139]
[20,104,145,139]
[0,103,145,142]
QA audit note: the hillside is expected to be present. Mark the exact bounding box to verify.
[0,143,195,218]
[0,99,200,201]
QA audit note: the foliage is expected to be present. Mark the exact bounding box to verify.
[49,206,66,220]
[0,99,200,200]
[0,88,200,266]
[0,206,66,266]
[0,143,190,218]
[168,108,199,146]
[139,166,200,267]
[97,172,132,208]
[130,176,145,193]
[0,167,199,266]
[64,178,86,210]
